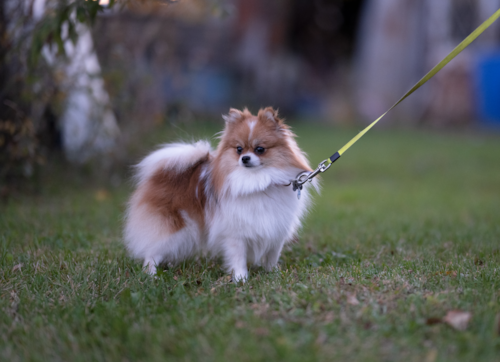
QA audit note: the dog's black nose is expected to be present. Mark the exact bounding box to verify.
[241,156,251,164]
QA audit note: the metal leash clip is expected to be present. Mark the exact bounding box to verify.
[291,159,332,199]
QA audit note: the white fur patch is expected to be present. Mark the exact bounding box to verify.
[126,205,202,274]
[134,141,212,185]
[221,166,292,197]
[207,175,316,274]
[247,120,256,139]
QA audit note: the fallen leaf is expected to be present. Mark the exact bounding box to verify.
[12,263,23,272]
[443,310,471,331]
[347,293,360,305]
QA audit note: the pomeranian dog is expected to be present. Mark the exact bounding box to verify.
[124,107,318,281]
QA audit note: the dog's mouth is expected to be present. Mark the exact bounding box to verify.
[241,162,263,169]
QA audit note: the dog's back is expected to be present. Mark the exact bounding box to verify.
[124,141,212,273]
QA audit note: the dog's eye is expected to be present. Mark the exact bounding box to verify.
[255,146,265,155]
[236,146,243,154]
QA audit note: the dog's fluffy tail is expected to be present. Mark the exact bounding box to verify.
[133,140,212,185]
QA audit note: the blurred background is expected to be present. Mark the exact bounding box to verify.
[1,0,500,194]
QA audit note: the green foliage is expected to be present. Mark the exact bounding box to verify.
[1,0,116,193]
[29,0,108,69]
[1,123,500,361]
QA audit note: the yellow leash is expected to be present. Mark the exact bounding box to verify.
[292,8,500,198]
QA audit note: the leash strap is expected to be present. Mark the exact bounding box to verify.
[292,8,500,195]
[330,8,500,163]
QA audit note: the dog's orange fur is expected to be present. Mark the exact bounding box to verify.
[138,154,210,233]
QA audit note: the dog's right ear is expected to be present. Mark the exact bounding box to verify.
[222,108,244,124]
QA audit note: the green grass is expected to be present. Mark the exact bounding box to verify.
[2,122,500,361]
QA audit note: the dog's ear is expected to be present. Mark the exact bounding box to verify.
[258,107,284,125]
[222,108,244,124]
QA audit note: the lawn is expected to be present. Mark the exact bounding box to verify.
[1,121,500,361]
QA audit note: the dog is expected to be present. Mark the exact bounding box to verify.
[124,107,318,281]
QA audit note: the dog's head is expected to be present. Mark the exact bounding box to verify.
[220,107,290,169]
[211,107,313,196]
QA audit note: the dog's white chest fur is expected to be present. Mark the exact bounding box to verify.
[209,185,302,246]
[206,167,314,277]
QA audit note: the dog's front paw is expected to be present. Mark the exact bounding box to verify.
[232,269,248,283]
[143,258,158,275]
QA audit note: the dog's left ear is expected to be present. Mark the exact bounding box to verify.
[223,108,246,124]
[259,107,284,125]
